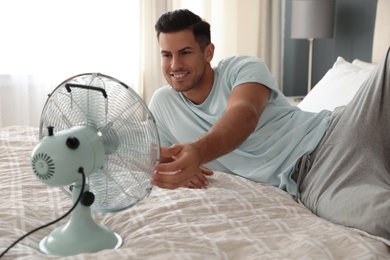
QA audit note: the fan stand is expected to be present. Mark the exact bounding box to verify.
[39,182,122,256]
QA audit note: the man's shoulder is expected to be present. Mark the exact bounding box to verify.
[220,55,262,63]
[152,84,177,98]
[216,55,264,70]
[149,85,179,108]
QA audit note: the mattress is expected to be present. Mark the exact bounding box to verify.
[1,126,390,259]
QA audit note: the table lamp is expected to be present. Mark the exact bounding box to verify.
[291,0,335,94]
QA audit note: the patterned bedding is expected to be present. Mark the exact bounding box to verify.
[1,126,390,259]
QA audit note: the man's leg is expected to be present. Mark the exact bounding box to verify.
[300,48,390,239]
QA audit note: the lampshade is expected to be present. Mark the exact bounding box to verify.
[291,0,335,39]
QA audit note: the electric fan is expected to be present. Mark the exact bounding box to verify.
[30,73,160,256]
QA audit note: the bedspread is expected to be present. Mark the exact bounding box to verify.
[1,126,390,259]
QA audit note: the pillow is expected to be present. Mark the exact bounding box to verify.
[352,59,377,70]
[297,57,374,112]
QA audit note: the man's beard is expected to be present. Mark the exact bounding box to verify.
[172,71,204,93]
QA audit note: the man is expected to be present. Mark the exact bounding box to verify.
[149,9,390,240]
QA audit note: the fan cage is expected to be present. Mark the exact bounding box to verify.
[39,73,160,212]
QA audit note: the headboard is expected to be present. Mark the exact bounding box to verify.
[372,0,390,64]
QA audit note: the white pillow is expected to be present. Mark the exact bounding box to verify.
[352,59,377,70]
[298,57,373,112]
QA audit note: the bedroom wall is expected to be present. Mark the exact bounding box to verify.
[283,0,378,96]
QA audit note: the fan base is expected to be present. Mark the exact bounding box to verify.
[38,183,122,256]
[39,230,122,256]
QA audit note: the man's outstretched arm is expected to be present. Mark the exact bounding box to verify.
[152,82,270,189]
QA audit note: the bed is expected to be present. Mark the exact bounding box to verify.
[1,1,390,260]
[2,127,390,260]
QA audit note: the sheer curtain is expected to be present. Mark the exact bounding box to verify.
[0,0,283,127]
[0,0,141,127]
[141,0,284,104]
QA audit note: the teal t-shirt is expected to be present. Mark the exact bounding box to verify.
[149,56,331,195]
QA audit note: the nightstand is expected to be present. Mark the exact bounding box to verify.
[286,96,304,106]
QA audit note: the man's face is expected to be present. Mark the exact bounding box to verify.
[159,29,212,94]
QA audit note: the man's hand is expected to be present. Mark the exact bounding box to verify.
[152,145,211,189]
[182,167,214,189]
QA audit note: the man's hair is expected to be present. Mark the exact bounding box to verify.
[155,9,211,51]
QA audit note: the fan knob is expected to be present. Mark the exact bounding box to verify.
[81,191,95,207]
[66,136,80,149]
[47,126,54,136]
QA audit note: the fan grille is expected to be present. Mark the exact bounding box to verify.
[39,73,159,212]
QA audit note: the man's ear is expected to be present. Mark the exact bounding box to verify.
[205,43,215,62]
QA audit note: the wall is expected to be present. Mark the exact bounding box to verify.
[283,0,377,96]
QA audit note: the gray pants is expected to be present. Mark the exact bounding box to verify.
[299,48,390,240]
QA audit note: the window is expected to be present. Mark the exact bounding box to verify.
[0,0,140,127]
[1,0,140,82]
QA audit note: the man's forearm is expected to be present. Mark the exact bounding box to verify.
[191,83,270,165]
[191,103,259,165]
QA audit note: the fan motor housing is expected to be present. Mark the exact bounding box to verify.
[31,126,105,186]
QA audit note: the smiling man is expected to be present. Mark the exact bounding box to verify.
[148,9,390,240]
[149,9,330,193]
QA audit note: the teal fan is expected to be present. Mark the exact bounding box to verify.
[31,73,160,256]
